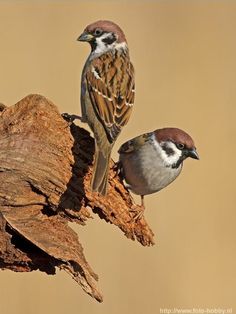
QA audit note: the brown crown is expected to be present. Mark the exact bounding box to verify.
[154,128,196,149]
[84,20,127,43]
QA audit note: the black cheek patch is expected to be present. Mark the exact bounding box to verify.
[102,34,116,46]
[162,143,175,156]
[173,157,183,169]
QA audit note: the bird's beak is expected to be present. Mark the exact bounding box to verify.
[187,148,199,160]
[77,32,94,42]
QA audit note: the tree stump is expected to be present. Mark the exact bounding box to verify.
[0,94,154,302]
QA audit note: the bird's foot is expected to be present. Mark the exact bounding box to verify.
[111,161,122,179]
[61,113,82,125]
[129,204,145,222]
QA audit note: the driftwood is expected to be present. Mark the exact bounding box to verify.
[0,94,154,302]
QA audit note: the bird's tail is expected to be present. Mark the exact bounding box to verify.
[91,145,111,196]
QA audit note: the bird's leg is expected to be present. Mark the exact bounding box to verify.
[61,113,82,125]
[130,195,145,222]
[141,195,145,207]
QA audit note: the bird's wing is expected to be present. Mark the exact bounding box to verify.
[86,52,135,143]
[118,133,151,154]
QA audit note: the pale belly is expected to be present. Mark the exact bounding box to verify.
[119,142,182,196]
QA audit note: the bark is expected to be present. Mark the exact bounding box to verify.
[0,94,154,302]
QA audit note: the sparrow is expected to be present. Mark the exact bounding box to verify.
[118,128,199,216]
[78,20,135,196]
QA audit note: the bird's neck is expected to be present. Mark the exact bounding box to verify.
[89,42,128,60]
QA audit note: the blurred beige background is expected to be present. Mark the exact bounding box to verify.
[0,1,235,313]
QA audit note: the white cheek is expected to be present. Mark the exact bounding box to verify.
[93,36,108,54]
[92,34,128,56]
[162,142,182,166]
[151,135,182,167]
[115,42,128,50]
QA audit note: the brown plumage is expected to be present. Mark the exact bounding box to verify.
[154,128,196,150]
[86,50,135,142]
[78,20,135,195]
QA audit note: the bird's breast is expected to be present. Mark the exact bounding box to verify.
[120,142,182,196]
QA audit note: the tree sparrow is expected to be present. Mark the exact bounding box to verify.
[78,20,135,196]
[118,128,199,215]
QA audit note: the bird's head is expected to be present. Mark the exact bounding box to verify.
[154,128,199,168]
[77,20,128,55]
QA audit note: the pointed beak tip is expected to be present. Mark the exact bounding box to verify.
[77,32,93,42]
[190,149,200,160]
[77,34,83,42]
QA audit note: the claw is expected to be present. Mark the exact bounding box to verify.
[132,207,145,221]
[113,161,122,176]
[62,113,82,125]
[129,195,145,222]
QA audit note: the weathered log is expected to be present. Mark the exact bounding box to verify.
[0,94,154,302]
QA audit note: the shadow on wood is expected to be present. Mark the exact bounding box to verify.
[0,94,154,302]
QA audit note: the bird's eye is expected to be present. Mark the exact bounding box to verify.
[176,143,185,150]
[94,28,102,36]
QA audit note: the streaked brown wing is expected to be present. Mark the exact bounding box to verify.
[118,133,151,154]
[86,51,135,143]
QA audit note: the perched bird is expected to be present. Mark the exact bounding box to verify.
[78,20,135,195]
[118,128,199,215]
